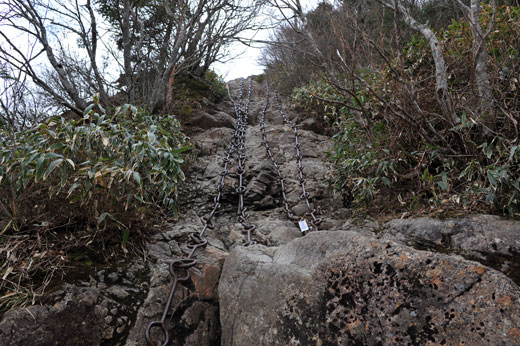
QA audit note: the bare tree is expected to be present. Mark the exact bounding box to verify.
[380,0,456,124]
[1,0,266,115]
[100,0,266,111]
[261,1,356,92]
[455,0,496,115]
[0,65,29,131]
[0,57,49,131]
[266,0,328,65]
[0,0,111,115]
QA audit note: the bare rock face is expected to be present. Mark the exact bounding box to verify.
[0,261,149,346]
[382,215,520,285]
[219,231,520,346]
[192,127,234,156]
[122,80,345,345]
[184,110,235,131]
[125,222,227,346]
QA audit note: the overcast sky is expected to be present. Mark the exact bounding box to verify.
[213,0,319,81]
[213,42,267,81]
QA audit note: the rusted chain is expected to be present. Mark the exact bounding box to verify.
[264,81,322,233]
[145,78,321,345]
[235,79,257,246]
[145,79,250,346]
[258,80,299,225]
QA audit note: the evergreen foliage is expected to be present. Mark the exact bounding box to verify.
[0,97,189,236]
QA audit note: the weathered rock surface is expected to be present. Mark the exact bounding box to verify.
[125,219,227,346]
[382,215,520,285]
[122,79,345,345]
[184,109,235,130]
[187,120,337,213]
[0,254,149,346]
[220,231,520,346]
[0,264,148,346]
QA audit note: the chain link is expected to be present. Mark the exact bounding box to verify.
[145,79,251,346]
[145,78,321,345]
[258,80,300,224]
[235,79,257,246]
[268,82,322,232]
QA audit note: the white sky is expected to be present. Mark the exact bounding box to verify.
[213,0,320,81]
[213,44,267,81]
[213,28,270,81]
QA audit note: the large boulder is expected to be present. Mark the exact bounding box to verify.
[382,215,520,285]
[184,110,235,130]
[219,231,520,346]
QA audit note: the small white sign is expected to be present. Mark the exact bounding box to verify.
[298,220,309,233]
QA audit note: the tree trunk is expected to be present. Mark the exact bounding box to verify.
[150,26,188,112]
[122,0,134,104]
[457,0,494,115]
[85,0,109,107]
[384,0,457,124]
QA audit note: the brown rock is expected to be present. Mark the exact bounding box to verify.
[190,246,228,300]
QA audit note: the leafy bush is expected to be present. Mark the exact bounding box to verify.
[170,71,227,117]
[292,80,349,124]
[296,5,520,216]
[0,99,189,311]
[205,69,227,102]
[0,99,189,236]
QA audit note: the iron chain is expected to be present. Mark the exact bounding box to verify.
[145,79,252,346]
[145,78,321,345]
[235,79,256,246]
[258,80,300,224]
[270,83,322,232]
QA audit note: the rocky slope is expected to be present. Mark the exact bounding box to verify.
[1,77,519,345]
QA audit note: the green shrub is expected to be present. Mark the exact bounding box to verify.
[0,99,189,312]
[0,99,189,236]
[292,80,348,124]
[170,71,227,118]
[205,69,227,101]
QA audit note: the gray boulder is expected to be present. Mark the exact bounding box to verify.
[184,110,235,130]
[382,215,520,284]
[219,231,520,346]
